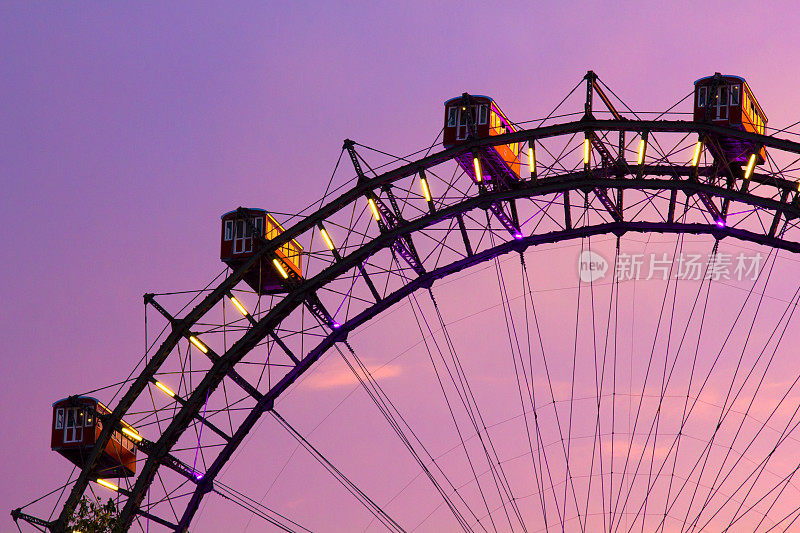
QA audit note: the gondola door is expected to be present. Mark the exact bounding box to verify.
[64,407,84,443]
[233,219,252,254]
[456,106,470,141]
[715,86,729,120]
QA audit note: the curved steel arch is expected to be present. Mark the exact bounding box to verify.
[49,118,800,532]
[135,190,800,529]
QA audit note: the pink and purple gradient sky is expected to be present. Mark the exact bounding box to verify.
[4,2,800,531]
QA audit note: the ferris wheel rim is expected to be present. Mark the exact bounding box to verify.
[47,117,800,532]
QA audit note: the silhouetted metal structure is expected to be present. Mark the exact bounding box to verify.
[15,71,800,532]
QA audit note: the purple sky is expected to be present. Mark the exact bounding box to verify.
[4,2,800,531]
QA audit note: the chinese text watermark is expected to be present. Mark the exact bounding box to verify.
[578,252,763,282]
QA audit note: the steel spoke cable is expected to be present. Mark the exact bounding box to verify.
[640,231,687,532]
[510,248,570,527]
[520,240,581,531]
[543,193,587,525]
[610,232,703,533]
[493,250,547,527]
[213,480,312,533]
[271,409,405,533]
[333,338,474,532]
[517,254,557,528]
[609,237,622,533]
[14,469,78,523]
[418,217,529,529]
[703,382,800,531]
[682,295,792,529]
[211,488,297,533]
[616,211,703,532]
[640,268,718,533]
[326,285,478,533]
[489,222,561,531]
[253,347,419,531]
[584,236,621,531]
[534,77,586,129]
[762,494,800,532]
[519,253,565,530]
[615,224,690,531]
[426,285,522,532]
[678,247,785,532]
[691,277,800,529]
[719,416,800,531]
[405,291,495,532]
[646,247,780,532]
[562,204,587,531]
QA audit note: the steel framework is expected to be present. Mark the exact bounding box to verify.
[14,73,800,532]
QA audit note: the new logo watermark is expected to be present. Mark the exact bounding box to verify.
[577,251,764,282]
[578,250,609,282]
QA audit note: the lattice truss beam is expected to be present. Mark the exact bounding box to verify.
[17,110,800,531]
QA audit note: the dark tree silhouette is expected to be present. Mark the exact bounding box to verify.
[69,496,118,532]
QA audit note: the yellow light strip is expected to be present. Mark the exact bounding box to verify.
[229,295,248,316]
[188,335,208,354]
[473,157,482,182]
[691,141,703,166]
[96,479,118,492]
[528,144,535,171]
[154,380,176,398]
[368,198,381,221]
[744,153,757,179]
[583,138,591,166]
[420,177,432,202]
[273,258,289,279]
[320,227,335,251]
[637,138,646,165]
[121,427,143,442]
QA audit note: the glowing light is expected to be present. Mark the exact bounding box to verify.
[272,258,289,279]
[528,145,535,171]
[637,138,646,165]
[188,335,208,354]
[154,380,176,398]
[473,157,483,182]
[583,138,591,166]
[420,177,432,202]
[96,479,118,492]
[121,427,143,443]
[229,295,248,316]
[368,198,381,221]
[331,321,341,329]
[319,227,335,251]
[716,219,726,228]
[514,232,524,240]
[744,153,757,179]
[691,141,703,166]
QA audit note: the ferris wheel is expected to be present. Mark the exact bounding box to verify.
[13,71,800,532]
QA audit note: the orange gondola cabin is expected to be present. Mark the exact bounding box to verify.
[220,208,303,294]
[51,397,137,478]
[443,94,521,184]
[694,74,768,165]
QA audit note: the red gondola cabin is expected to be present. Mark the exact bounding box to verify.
[220,208,303,294]
[51,397,137,478]
[694,74,767,164]
[443,94,521,184]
